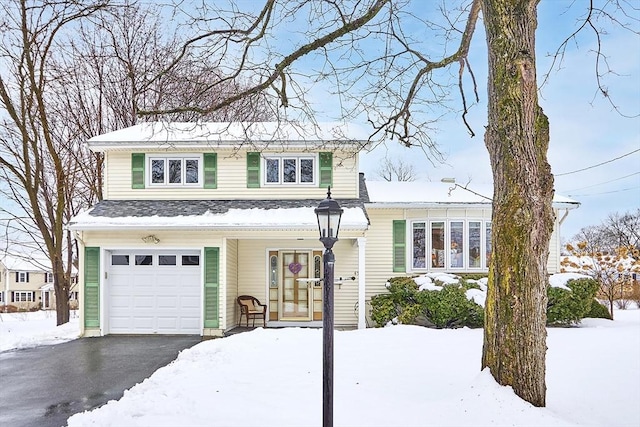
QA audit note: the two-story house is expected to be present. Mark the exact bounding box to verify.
[68,122,579,337]
[1,252,50,311]
[1,252,80,311]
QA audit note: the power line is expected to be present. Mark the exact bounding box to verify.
[568,186,640,197]
[560,171,640,192]
[555,148,640,176]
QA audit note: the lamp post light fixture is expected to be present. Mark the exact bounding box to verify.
[314,187,343,427]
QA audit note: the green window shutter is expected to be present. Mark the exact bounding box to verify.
[319,152,333,188]
[203,153,217,189]
[392,220,406,272]
[246,152,260,188]
[131,153,145,189]
[84,247,100,328]
[204,247,220,328]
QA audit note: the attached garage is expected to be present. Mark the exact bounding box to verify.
[106,250,202,334]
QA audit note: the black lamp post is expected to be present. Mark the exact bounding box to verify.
[315,187,343,427]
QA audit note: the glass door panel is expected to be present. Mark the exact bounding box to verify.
[281,252,311,320]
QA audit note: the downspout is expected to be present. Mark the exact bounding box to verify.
[558,208,570,226]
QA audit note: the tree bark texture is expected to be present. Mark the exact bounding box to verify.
[480,0,555,407]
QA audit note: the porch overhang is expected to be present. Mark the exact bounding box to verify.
[68,200,369,232]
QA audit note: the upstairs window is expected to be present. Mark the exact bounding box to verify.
[149,155,202,186]
[264,155,315,185]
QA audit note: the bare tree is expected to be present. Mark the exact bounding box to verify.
[375,156,417,181]
[0,1,276,325]
[603,210,640,250]
[0,0,112,325]
[571,209,640,252]
[135,0,637,406]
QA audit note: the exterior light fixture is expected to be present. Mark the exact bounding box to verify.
[315,187,343,249]
[314,187,343,427]
[141,235,160,244]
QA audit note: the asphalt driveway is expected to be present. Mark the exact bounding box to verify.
[0,335,201,427]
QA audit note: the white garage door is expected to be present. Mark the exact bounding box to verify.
[107,250,202,334]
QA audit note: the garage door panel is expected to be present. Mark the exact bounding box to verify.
[133,296,156,309]
[180,295,200,310]
[133,317,155,330]
[107,251,202,335]
[157,317,178,330]
[157,296,179,308]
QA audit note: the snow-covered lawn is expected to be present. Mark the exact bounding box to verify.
[2,307,638,426]
[0,310,79,352]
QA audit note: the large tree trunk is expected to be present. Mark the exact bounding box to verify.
[481,0,555,407]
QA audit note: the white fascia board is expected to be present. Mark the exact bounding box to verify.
[67,223,369,232]
[552,201,581,210]
[87,140,366,153]
[366,201,581,210]
[365,202,492,209]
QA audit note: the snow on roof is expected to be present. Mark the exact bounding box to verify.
[69,206,369,231]
[87,121,369,151]
[365,181,580,208]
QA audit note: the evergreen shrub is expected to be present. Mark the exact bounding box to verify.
[546,278,599,326]
[586,300,612,320]
[370,277,484,328]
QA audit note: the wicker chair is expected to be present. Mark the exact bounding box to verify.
[237,295,267,327]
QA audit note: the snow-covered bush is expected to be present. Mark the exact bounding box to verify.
[369,277,484,328]
[371,274,604,328]
[547,278,600,326]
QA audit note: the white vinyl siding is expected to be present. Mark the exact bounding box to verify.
[548,212,563,274]
[103,150,359,200]
[365,209,406,301]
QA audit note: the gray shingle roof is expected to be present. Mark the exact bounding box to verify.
[85,174,370,219]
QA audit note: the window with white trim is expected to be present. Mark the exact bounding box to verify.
[149,155,202,186]
[13,291,35,302]
[45,272,54,283]
[411,220,492,271]
[17,272,28,283]
[264,155,315,185]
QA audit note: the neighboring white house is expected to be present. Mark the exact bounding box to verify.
[0,252,78,311]
[68,121,580,337]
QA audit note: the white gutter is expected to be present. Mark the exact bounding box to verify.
[67,223,370,232]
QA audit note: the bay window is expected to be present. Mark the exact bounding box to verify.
[468,222,482,268]
[449,221,464,268]
[431,222,445,268]
[410,220,492,271]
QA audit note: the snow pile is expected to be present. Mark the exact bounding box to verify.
[0,311,80,352]
[549,272,591,290]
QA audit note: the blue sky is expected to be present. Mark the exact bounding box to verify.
[354,0,640,240]
[1,0,637,245]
